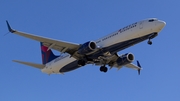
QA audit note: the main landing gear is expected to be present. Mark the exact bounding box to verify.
[147,32,158,45]
[100,66,108,73]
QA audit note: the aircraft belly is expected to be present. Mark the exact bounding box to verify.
[42,56,76,74]
[59,60,81,73]
[52,57,76,73]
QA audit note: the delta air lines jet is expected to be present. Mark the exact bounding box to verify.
[6,18,166,75]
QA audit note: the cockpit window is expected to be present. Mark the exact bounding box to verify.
[149,19,155,22]
[149,19,157,22]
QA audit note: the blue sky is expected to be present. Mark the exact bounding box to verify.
[0,0,180,101]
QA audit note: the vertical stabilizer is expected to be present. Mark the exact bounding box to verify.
[40,42,58,64]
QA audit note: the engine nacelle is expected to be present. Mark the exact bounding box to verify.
[116,53,134,66]
[78,41,97,55]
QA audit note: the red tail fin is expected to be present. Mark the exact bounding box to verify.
[40,42,58,64]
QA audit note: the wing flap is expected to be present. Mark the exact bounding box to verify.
[13,60,45,69]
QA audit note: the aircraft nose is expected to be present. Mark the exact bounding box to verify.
[157,20,166,28]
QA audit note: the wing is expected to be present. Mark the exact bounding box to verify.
[110,59,142,74]
[125,63,141,70]
[6,21,80,56]
[109,61,141,72]
[111,60,142,70]
[95,53,142,74]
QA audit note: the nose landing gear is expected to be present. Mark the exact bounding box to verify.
[147,33,158,45]
[147,39,152,45]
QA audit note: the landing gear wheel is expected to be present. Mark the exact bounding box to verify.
[100,66,104,72]
[103,67,108,72]
[100,66,108,73]
[148,40,152,45]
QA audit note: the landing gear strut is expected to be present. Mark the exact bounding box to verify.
[100,66,108,73]
[147,33,158,45]
[147,39,152,45]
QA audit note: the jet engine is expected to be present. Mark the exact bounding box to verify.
[116,53,134,66]
[77,41,97,55]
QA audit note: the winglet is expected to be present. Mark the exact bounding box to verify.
[6,20,16,33]
[138,69,141,75]
[137,61,142,75]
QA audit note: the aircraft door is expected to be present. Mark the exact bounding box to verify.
[139,21,143,29]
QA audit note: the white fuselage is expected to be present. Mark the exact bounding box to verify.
[41,18,166,74]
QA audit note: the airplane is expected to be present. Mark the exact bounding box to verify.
[6,18,166,75]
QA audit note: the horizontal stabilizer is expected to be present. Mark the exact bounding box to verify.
[13,60,45,69]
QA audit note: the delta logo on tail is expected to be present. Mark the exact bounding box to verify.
[40,42,58,64]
